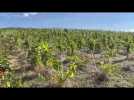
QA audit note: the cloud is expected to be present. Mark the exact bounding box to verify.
[23,13,38,17]
[116,29,134,32]
[126,29,134,32]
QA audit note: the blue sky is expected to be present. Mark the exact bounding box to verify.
[0,13,134,31]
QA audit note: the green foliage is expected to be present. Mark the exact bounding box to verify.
[1,28,134,87]
[57,62,78,83]
[0,55,10,70]
[100,63,120,76]
[66,55,81,63]
[1,71,23,88]
[66,62,78,78]
[34,41,53,65]
[0,57,23,88]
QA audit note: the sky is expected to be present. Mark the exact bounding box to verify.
[0,13,134,32]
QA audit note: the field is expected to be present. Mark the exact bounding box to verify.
[0,28,134,87]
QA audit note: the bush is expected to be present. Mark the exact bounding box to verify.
[99,63,120,76]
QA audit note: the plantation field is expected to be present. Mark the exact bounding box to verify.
[0,28,134,87]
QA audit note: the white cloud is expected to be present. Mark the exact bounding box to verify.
[23,13,29,17]
[23,13,38,17]
[117,29,134,32]
[127,29,134,32]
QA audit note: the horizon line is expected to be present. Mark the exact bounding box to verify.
[0,27,133,32]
